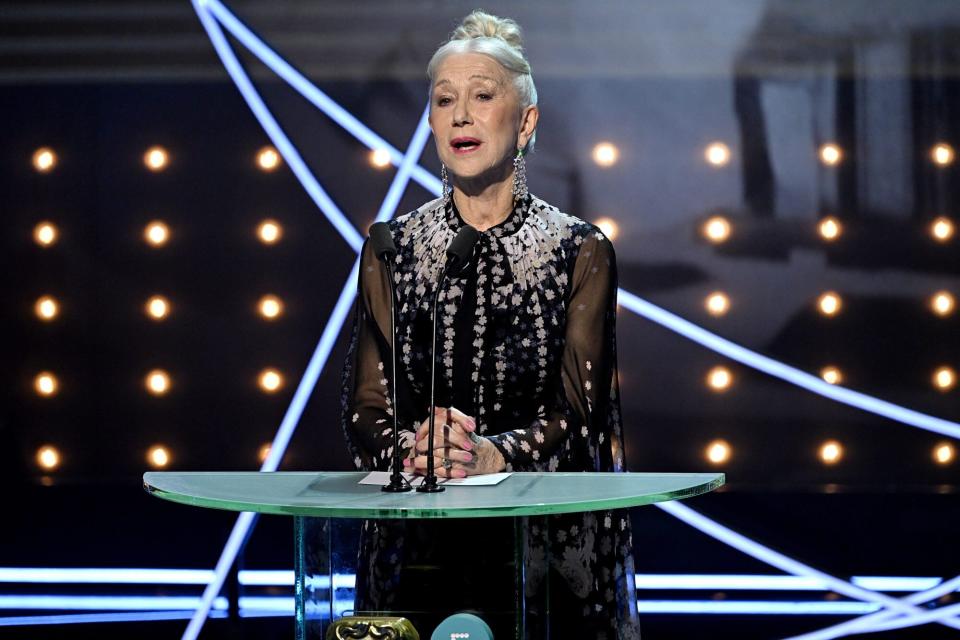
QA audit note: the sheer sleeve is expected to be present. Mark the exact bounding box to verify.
[340,241,417,471]
[486,230,622,472]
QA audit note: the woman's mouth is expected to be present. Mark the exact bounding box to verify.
[450,137,482,154]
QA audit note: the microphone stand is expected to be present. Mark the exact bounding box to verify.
[380,257,412,493]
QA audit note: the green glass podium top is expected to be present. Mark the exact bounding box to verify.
[143,471,724,519]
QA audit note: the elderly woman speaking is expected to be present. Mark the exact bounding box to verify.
[341,10,639,638]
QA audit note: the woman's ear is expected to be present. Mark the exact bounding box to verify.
[517,104,540,151]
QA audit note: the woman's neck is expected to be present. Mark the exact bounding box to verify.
[451,175,516,232]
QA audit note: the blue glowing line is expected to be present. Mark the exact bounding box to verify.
[0,595,228,611]
[868,601,960,632]
[0,611,226,627]
[786,573,960,640]
[633,574,943,592]
[190,0,362,252]
[617,289,960,440]
[636,601,882,615]
[656,501,960,633]
[203,0,442,197]
[0,568,214,584]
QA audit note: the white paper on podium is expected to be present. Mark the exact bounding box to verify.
[359,471,512,487]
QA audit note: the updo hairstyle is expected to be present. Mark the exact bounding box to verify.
[427,10,538,151]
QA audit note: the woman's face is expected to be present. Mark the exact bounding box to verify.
[429,52,537,187]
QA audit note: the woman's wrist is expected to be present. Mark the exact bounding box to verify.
[477,436,506,473]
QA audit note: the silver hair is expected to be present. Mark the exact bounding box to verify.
[427,10,538,152]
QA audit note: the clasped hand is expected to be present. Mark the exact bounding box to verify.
[404,406,505,478]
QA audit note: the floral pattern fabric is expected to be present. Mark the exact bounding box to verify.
[340,194,640,638]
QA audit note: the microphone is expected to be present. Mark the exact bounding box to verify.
[369,222,411,493]
[418,225,480,493]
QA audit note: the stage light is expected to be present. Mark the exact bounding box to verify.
[818,217,842,241]
[146,296,170,320]
[594,217,619,240]
[930,291,955,317]
[147,445,171,469]
[930,217,954,242]
[702,216,731,243]
[704,292,730,317]
[258,443,272,463]
[705,440,731,464]
[256,146,281,171]
[819,440,843,465]
[369,149,391,169]
[258,295,283,320]
[34,372,58,397]
[591,142,619,167]
[144,221,169,247]
[33,221,58,247]
[818,143,843,166]
[36,445,60,471]
[817,292,842,316]
[257,219,282,244]
[932,366,956,392]
[820,366,843,385]
[143,146,169,172]
[931,143,955,166]
[258,368,283,393]
[32,147,57,173]
[146,370,171,396]
[706,366,733,392]
[934,443,955,465]
[704,142,731,167]
[35,296,59,321]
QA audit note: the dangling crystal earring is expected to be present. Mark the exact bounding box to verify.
[441,164,451,205]
[512,149,528,202]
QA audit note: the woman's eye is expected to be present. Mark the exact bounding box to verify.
[436,97,451,106]
[477,93,492,101]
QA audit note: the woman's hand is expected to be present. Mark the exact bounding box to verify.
[404,406,505,478]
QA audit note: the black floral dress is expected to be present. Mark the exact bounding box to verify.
[340,194,640,639]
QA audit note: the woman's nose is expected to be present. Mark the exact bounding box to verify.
[452,102,471,126]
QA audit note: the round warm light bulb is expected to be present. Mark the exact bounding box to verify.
[817,292,842,316]
[702,216,732,243]
[930,291,955,317]
[146,369,171,396]
[819,440,843,465]
[931,143,955,166]
[591,142,619,167]
[34,372,58,397]
[258,443,272,464]
[143,146,169,171]
[820,366,843,385]
[257,219,282,244]
[705,439,731,464]
[257,146,281,171]
[146,295,170,320]
[594,217,619,240]
[35,296,59,321]
[33,147,57,172]
[818,217,842,241]
[706,366,733,392]
[33,221,58,247]
[704,292,730,317]
[934,443,955,465]
[36,445,61,471]
[259,368,283,393]
[704,142,731,167]
[933,366,956,392]
[819,143,843,166]
[144,221,170,247]
[147,445,171,468]
[369,148,392,169]
[930,217,954,243]
[258,295,284,320]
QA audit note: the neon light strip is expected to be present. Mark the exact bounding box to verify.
[0,568,214,584]
[0,611,227,627]
[786,573,960,640]
[634,574,943,592]
[636,601,881,615]
[190,0,361,252]
[616,290,960,440]
[0,596,228,611]
[201,0,442,197]
[656,501,960,633]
